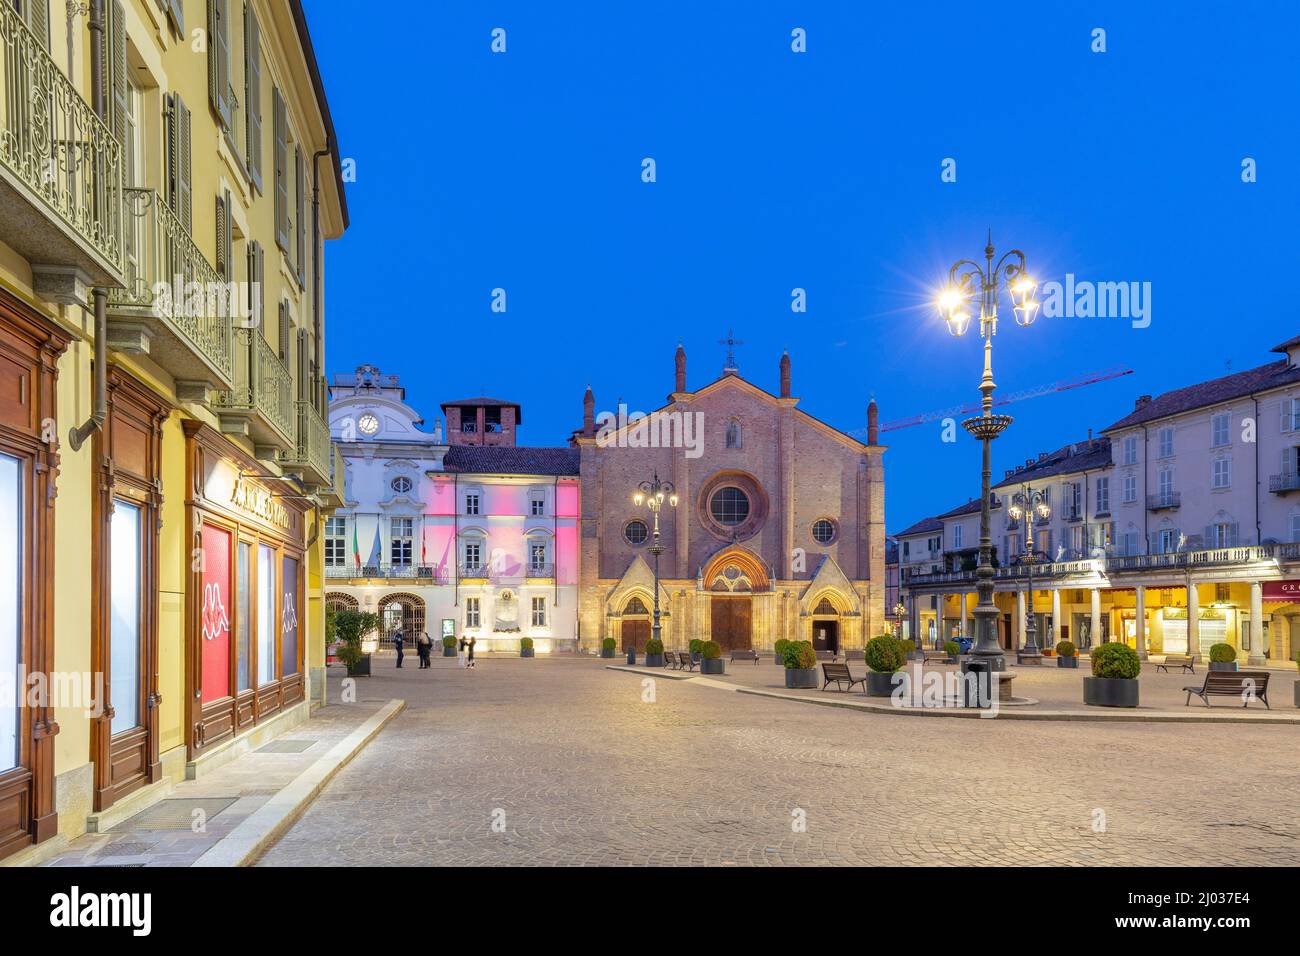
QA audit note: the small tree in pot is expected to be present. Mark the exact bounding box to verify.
[688,638,704,663]
[783,640,818,688]
[1055,640,1078,668]
[442,635,457,657]
[897,638,920,662]
[520,636,535,658]
[773,638,790,665]
[644,638,665,668]
[600,637,616,658]
[1208,642,1238,672]
[335,609,381,677]
[943,640,960,664]
[1083,642,1140,707]
[700,640,725,674]
[865,634,906,697]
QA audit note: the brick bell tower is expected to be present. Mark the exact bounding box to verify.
[440,398,522,446]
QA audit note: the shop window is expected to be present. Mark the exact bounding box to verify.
[0,454,19,773]
[109,501,143,735]
[257,543,276,685]
[281,556,299,678]
[200,525,233,704]
[237,542,251,692]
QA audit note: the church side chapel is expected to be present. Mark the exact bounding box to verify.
[573,340,887,653]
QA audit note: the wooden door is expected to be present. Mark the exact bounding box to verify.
[622,620,649,652]
[812,620,839,654]
[710,598,753,651]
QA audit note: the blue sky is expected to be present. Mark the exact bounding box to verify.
[305,0,1300,532]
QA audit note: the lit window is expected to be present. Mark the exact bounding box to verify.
[710,487,749,526]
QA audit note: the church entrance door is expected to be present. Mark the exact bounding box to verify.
[812,619,839,654]
[710,597,753,651]
[622,619,650,653]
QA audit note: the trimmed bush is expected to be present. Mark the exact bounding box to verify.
[1090,642,1140,680]
[1208,642,1236,664]
[645,638,664,655]
[520,637,534,650]
[782,640,816,670]
[701,640,721,660]
[897,638,917,657]
[1055,640,1076,658]
[602,637,616,652]
[442,635,457,649]
[689,639,703,655]
[773,638,791,660]
[943,640,960,656]
[865,635,906,674]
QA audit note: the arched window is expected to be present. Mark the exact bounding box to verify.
[710,487,750,526]
[813,596,838,615]
[624,596,648,615]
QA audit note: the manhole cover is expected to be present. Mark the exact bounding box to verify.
[118,797,237,830]
[256,739,316,754]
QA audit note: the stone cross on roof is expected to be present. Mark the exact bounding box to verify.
[719,328,744,375]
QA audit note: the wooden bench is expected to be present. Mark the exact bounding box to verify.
[730,649,760,664]
[814,649,838,662]
[922,649,951,664]
[821,662,865,692]
[1183,670,1270,709]
[1155,654,1195,674]
[673,652,696,672]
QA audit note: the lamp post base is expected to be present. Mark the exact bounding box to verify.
[1015,652,1043,666]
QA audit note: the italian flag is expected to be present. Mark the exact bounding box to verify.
[353,521,360,569]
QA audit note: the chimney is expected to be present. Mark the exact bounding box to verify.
[867,398,879,445]
[1038,451,1048,461]
[432,416,444,443]
[582,385,595,437]
[780,350,791,398]
[1135,395,1152,410]
[674,342,686,393]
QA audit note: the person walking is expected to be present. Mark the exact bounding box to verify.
[417,630,432,669]
[465,634,477,669]
[393,628,405,669]
[457,636,467,668]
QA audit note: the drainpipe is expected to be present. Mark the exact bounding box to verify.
[1252,396,1261,546]
[70,0,108,452]
[311,141,331,411]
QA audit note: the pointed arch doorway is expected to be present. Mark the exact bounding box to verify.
[703,546,769,652]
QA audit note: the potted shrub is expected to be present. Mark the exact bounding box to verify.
[1208,642,1238,672]
[773,638,790,664]
[600,637,616,659]
[700,640,725,674]
[897,638,920,662]
[865,634,906,696]
[1083,642,1140,707]
[335,609,381,677]
[688,638,704,663]
[520,637,535,658]
[943,640,960,664]
[1055,640,1078,668]
[645,638,664,668]
[783,640,818,688]
[442,635,457,657]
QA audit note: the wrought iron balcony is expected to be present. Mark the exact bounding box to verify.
[459,562,488,578]
[320,441,346,508]
[1269,473,1300,495]
[526,563,555,578]
[1146,492,1181,511]
[108,187,233,386]
[282,400,332,486]
[0,4,123,288]
[212,328,295,451]
[325,563,447,582]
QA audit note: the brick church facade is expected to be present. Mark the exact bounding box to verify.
[573,345,887,654]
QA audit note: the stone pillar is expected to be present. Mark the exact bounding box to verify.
[1051,588,1062,647]
[1015,590,1026,650]
[1187,581,1200,660]
[1249,580,1265,666]
[1134,585,1147,659]
[1090,588,1102,645]
[960,591,969,639]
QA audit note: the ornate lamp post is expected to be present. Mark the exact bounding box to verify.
[893,601,908,640]
[1007,483,1051,660]
[938,233,1040,671]
[634,473,677,645]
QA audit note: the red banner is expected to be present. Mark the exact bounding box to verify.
[200,525,232,702]
[1262,580,1300,601]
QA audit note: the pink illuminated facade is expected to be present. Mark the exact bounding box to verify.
[324,366,580,652]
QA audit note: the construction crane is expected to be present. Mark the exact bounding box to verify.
[873,367,1133,433]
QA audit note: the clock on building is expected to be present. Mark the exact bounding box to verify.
[357,412,380,436]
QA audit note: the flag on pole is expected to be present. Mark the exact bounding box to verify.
[352,520,360,569]
[367,522,383,568]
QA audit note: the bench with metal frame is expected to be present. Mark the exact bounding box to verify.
[1183,670,1270,709]
[730,649,760,665]
[821,662,865,693]
[1155,654,1196,674]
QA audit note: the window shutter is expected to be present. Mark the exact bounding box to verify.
[207,0,232,127]
[273,88,289,251]
[297,328,309,401]
[104,1,128,145]
[167,94,193,230]
[166,94,178,213]
[244,4,263,191]
[164,0,185,34]
[215,192,229,280]
[255,241,265,329]
[278,300,289,361]
[295,146,306,285]
[24,0,51,49]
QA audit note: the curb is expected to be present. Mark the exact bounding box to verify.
[191,698,405,867]
[607,667,1300,724]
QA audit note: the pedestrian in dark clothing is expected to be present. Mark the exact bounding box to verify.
[417,631,432,668]
[466,635,476,669]
[393,630,405,668]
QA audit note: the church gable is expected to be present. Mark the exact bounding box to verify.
[605,554,672,613]
[798,554,862,615]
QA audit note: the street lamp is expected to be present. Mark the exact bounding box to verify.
[938,232,1040,671]
[1007,483,1051,660]
[634,473,677,646]
[893,601,908,640]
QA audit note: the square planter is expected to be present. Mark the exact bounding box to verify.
[346,654,372,677]
[443,646,457,657]
[645,653,664,668]
[700,658,725,675]
[1057,656,1079,669]
[1083,676,1139,708]
[866,671,899,697]
[520,647,535,658]
[600,647,615,658]
[785,667,818,688]
[1208,661,1238,672]
[1294,680,1300,708]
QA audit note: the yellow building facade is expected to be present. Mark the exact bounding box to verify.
[0,0,347,864]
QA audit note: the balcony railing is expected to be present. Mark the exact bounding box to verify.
[325,563,447,582]
[1063,508,1083,523]
[213,328,295,448]
[1146,492,1181,511]
[0,3,122,279]
[526,563,555,578]
[111,186,233,382]
[283,400,331,484]
[1269,473,1300,494]
[459,562,488,578]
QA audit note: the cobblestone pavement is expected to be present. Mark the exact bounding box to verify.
[257,656,1300,867]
